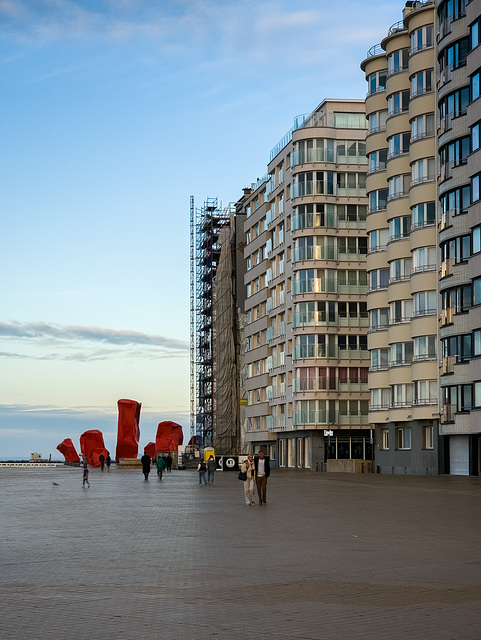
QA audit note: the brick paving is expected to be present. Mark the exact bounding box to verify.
[1,466,481,639]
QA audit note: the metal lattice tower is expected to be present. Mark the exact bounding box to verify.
[190,198,231,448]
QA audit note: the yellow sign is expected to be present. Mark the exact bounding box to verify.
[240,399,248,405]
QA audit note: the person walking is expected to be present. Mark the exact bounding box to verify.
[254,451,270,505]
[206,455,216,485]
[166,454,172,472]
[241,454,256,505]
[106,454,111,471]
[82,465,90,488]
[156,455,166,479]
[141,451,151,480]
[99,453,105,472]
[197,459,207,485]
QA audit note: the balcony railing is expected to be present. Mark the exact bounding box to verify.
[291,181,365,199]
[291,246,366,263]
[293,410,369,427]
[291,148,367,167]
[292,346,369,361]
[292,311,369,329]
[292,279,368,296]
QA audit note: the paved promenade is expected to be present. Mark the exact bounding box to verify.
[2,465,481,639]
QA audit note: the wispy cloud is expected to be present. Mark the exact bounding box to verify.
[0,321,188,361]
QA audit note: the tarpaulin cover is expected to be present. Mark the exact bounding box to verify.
[80,430,108,467]
[144,442,156,458]
[156,421,183,446]
[56,438,80,463]
[115,399,141,463]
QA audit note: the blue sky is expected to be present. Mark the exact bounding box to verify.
[0,0,401,459]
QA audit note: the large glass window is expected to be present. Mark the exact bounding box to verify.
[414,335,436,361]
[411,69,433,97]
[411,25,433,53]
[389,215,411,240]
[369,189,388,212]
[388,132,410,158]
[388,49,409,75]
[370,307,389,330]
[368,110,388,134]
[388,90,410,116]
[411,113,435,141]
[368,70,387,95]
[390,258,411,282]
[412,246,437,272]
[412,157,435,184]
[412,202,435,228]
[413,291,437,316]
[439,37,469,70]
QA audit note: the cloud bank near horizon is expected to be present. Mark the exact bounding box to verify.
[0,321,188,362]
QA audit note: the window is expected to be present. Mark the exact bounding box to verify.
[440,185,471,220]
[413,291,437,316]
[472,69,480,102]
[412,158,435,184]
[391,342,413,366]
[413,335,436,361]
[368,110,388,134]
[388,174,410,199]
[388,90,410,116]
[388,49,409,75]
[390,299,412,324]
[392,384,413,408]
[368,149,387,173]
[412,246,436,272]
[411,114,435,141]
[370,307,389,330]
[415,380,437,405]
[411,69,433,97]
[472,16,480,50]
[438,87,470,128]
[371,388,390,410]
[388,132,410,158]
[367,70,387,95]
[381,429,389,450]
[411,25,433,53]
[369,229,388,252]
[389,215,411,240]
[396,427,411,450]
[473,226,481,254]
[371,348,389,370]
[439,37,469,71]
[472,174,480,203]
[370,269,389,290]
[472,122,480,153]
[369,189,388,212]
[423,426,434,450]
[439,137,470,172]
[412,202,435,228]
[390,258,411,282]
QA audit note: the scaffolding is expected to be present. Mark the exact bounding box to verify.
[190,197,232,448]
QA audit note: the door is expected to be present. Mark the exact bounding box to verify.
[450,435,469,475]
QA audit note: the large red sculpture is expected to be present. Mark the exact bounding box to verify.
[56,438,80,463]
[144,442,156,458]
[155,421,183,453]
[115,399,141,462]
[80,430,109,467]
[188,435,202,447]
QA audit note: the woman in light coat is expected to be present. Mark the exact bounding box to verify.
[241,454,256,505]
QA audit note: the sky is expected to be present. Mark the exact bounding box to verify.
[0,0,402,459]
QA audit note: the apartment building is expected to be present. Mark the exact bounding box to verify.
[241,99,371,471]
[437,0,481,474]
[362,1,439,474]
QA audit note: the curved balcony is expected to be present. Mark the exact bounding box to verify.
[291,279,368,296]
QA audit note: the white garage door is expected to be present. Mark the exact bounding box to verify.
[450,435,469,475]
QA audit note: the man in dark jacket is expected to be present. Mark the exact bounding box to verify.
[254,451,270,505]
[141,452,151,480]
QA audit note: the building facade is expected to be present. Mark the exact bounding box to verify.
[437,0,481,474]
[362,1,440,474]
[241,99,372,471]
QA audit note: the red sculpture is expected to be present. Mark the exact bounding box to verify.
[155,421,183,453]
[80,430,109,467]
[56,438,80,463]
[144,442,156,458]
[115,399,141,462]
[188,435,202,447]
